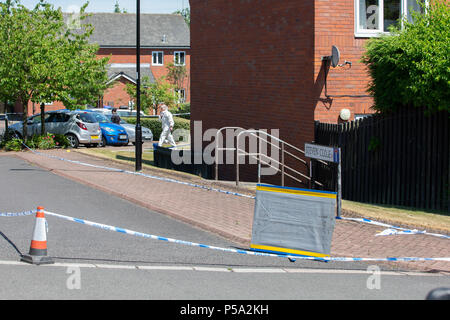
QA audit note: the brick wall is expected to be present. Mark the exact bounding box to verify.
[314,0,374,122]
[103,78,133,108]
[190,0,316,185]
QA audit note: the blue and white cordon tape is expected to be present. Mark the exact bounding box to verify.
[0,210,36,217]
[39,210,450,263]
[1,208,449,262]
[336,216,450,240]
[11,139,450,242]
[20,143,255,200]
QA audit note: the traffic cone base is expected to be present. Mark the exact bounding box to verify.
[21,207,54,265]
[21,254,54,265]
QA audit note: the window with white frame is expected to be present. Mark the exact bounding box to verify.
[174,51,186,66]
[152,51,164,66]
[355,0,425,37]
[175,89,186,103]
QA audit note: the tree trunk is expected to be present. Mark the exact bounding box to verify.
[40,103,45,135]
[21,97,29,141]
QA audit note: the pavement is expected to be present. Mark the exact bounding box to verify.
[2,148,449,274]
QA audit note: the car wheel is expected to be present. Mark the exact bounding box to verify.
[66,134,79,149]
[99,136,107,148]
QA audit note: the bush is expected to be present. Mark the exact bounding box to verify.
[27,133,56,150]
[361,0,450,114]
[53,134,71,149]
[124,116,190,141]
[4,138,23,151]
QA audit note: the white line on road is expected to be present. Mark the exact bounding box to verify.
[0,260,445,276]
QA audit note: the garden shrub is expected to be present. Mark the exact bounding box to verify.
[361,0,449,114]
[4,138,23,151]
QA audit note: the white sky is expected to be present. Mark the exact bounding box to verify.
[19,0,189,14]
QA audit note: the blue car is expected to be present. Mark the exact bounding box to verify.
[86,111,129,147]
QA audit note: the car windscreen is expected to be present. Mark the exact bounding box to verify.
[76,112,97,123]
[91,112,112,124]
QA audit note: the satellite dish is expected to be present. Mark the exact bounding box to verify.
[331,45,340,68]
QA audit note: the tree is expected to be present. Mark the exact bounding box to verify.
[362,0,450,114]
[173,7,190,27]
[166,62,189,108]
[0,1,110,138]
[126,76,176,115]
[114,1,127,13]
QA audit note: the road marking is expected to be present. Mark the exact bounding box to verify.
[0,260,445,276]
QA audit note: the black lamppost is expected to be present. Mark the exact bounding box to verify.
[135,0,142,171]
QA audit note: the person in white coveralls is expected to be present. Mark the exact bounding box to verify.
[158,104,177,147]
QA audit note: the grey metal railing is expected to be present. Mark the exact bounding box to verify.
[213,127,328,187]
[235,129,324,187]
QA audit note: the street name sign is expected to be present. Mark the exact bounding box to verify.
[304,143,340,163]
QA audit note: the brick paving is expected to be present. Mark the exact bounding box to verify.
[4,149,450,273]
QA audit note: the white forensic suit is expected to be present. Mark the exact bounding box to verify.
[158,109,177,147]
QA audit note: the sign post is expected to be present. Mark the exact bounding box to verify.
[305,143,342,217]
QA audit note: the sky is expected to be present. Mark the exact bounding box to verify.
[19,0,189,14]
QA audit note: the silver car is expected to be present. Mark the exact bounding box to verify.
[9,110,102,148]
[104,114,153,145]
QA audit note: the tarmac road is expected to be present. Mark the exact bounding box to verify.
[0,155,449,301]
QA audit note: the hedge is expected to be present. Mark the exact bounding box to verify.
[361,0,450,114]
[123,116,190,141]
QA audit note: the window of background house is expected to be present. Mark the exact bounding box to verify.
[152,51,164,66]
[174,51,186,66]
[355,0,425,37]
[175,89,186,103]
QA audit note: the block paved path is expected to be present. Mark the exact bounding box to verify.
[4,149,450,273]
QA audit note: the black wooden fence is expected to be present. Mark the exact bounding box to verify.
[313,108,449,213]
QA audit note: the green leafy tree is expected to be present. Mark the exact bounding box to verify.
[166,62,189,108]
[0,1,110,138]
[173,7,190,27]
[126,76,176,115]
[362,0,450,114]
[114,1,127,13]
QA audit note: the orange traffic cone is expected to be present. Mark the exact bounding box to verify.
[21,207,54,265]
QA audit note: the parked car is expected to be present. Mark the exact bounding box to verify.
[8,110,102,148]
[104,115,153,145]
[116,110,146,117]
[90,108,146,117]
[85,111,129,147]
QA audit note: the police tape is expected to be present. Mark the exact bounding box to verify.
[336,216,450,240]
[42,210,450,263]
[20,143,256,200]
[0,210,36,217]
[14,138,450,239]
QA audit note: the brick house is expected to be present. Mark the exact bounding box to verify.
[17,13,190,116]
[189,0,423,184]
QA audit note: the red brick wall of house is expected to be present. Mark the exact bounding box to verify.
[190,0,315,185]
[314,0,374,123]
[190,0,375,185]
[102,78,133,108]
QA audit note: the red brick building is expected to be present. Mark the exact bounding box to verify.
[19,13,191,116]
[189,0,422,184]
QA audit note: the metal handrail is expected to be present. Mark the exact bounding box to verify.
[236,130,312,187]
[215,127,245,180]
